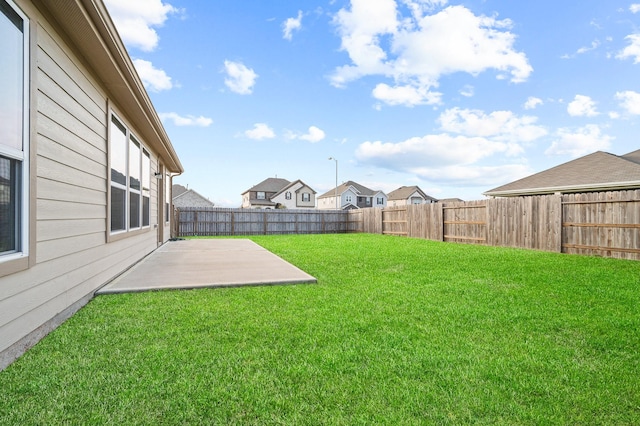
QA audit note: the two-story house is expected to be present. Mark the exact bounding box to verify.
[317,181,387,210]
[241,178,316,209]
[386,186,438,207]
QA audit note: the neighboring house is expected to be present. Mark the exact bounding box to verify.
[270,179,317,209]
[386,186,438,207]
[484,150,640,197]
[318,180,387,210]
[0,0,183,370]
[241,178,316,209]
[172,184,215,209]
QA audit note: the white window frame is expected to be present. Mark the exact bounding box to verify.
[257,191,266,200]
[302,193,311,202]
[0,0,29,264]
[109,113,151,236]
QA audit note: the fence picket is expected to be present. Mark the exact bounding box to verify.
[175,191,639,260]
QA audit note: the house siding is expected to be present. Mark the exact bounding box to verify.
[0,0,175,369]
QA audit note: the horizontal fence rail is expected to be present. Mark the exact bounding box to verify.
[353,190,638,260]
[175,208,357,237]
[174,190,639,260]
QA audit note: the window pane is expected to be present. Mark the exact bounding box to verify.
[129,136,140,191]
[141,150,150,227]
[0,156,18,253]
[0,1,23,152]
[110,117,127,185]
[110,186,126,232]
[130,192,140,228]
[142,196,150,227]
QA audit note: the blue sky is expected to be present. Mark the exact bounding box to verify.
[104,0,640,206]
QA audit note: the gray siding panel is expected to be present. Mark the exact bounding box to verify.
[0,10,165,363]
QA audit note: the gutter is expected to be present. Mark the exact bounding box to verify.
[484,180,640,197]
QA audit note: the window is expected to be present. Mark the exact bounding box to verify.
[346,195,352,203]
[411,197,422,204]
[302,193,310,202]
[366,198,371,205]
[109,115,151,234]
[257,191,265,200]
[285,191,291,200]
[0,0,29,260]
[142,149,150,227]
[377,197,384,205]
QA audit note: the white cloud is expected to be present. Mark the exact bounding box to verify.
[355,133,531,186]
[132,59,172,91]
[372,83,441,106]
[286,126,326,143]
[438,108,547,144]
[523,96,543,110]
[283,10,303,40]
[616,90,640,114]
[159,112,212,127]
[567,95,599,117]
[354,106,548,186]
[355,134,508,171]
[562,40,600,59]
[244,123,275,140]
[459,85,474,97]
[223,60,258,95]
[331,2,532,107]
[546,125,613,157]
[104,0,180,51]
[617,34,640,63]
[409,164,531,186]
[576,40,600,55]
[299,126,326,143]
[630,4,640,13]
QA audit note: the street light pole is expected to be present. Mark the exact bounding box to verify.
[328,157,338,210]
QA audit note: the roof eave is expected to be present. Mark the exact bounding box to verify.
[37,0,183,173]
[484,181,640,197]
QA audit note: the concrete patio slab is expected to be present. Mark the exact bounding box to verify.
[96,239,316,294]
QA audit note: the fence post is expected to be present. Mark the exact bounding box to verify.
[263,210,267,235]
[172,208,178,238]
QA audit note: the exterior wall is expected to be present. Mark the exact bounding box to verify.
[272,182,316,209]
[372,192,387,208]
[388,191,431,207]
[241,192,250,208]
[242,190,277,208]
[318,195,337,209]
[0,1,173,369]
[295,184,315,208]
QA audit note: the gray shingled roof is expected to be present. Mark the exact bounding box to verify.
[172,184,188,197]
[242,178,291,194]
[387,185,437,201]
[318,180,379,199]
[484,150,640,197]
[623,149,640,164]
[273,179,317,198]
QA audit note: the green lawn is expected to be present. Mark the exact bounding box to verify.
[1,234,639,425]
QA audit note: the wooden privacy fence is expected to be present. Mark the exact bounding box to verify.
[174,190,639,260]
[175,207,358,236]
[359,190,640,260]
